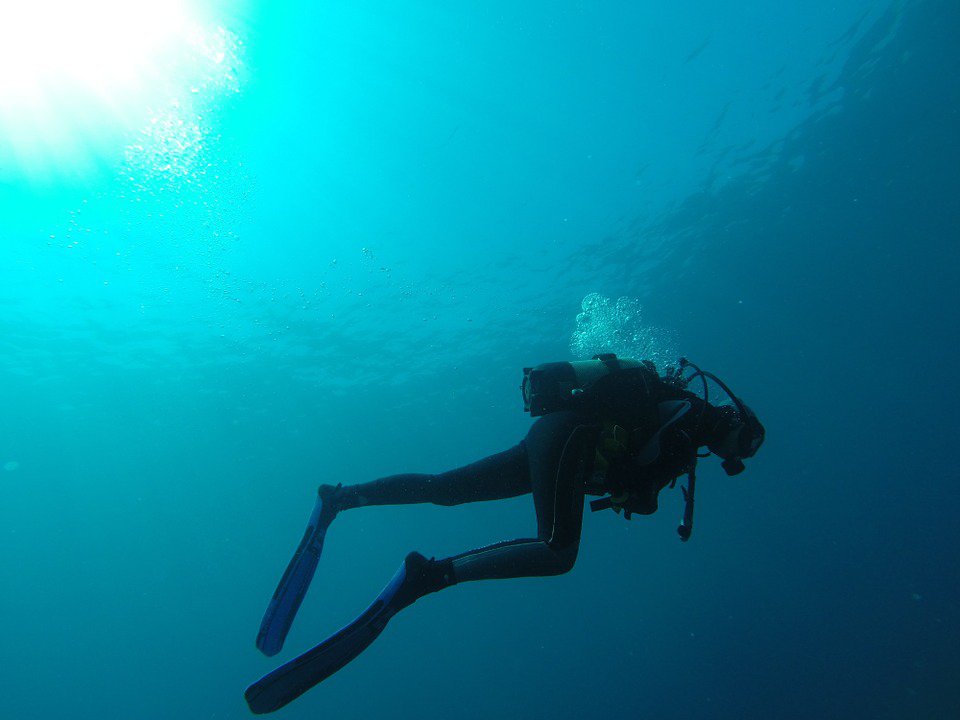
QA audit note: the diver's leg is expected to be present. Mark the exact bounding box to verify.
[326,412,596,615]
[333,444,530,510]
[441,412,597,583]
[248,414,597,704]
[259,440,528,656]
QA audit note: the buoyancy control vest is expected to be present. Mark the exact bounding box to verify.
[521,354,701,531]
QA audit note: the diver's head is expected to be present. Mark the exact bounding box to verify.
[708,403,765,476]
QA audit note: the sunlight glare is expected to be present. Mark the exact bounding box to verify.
[0,0,213,178]
[0,1,191,99]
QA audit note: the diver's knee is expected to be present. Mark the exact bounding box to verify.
[548,543,579,575]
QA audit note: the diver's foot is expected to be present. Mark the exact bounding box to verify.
[317,483,346,520]
[390,551,456,611]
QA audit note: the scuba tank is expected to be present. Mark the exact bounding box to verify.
[521,353,655,417]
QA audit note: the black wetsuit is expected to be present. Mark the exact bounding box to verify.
[335,374,733,586]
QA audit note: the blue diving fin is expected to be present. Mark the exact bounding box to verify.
[256,488,340,657]
[246,552,438,714]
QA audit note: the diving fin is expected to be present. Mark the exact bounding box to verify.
[246,552,450,714]
[256,486,341,657]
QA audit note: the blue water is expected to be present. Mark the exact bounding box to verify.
[1,1,957,718]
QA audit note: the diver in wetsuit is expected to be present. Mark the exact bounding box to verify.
[245,356,765,714]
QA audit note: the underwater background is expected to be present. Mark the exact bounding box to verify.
[1,1,957,718]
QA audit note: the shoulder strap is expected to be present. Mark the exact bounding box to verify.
[633,400,692,466]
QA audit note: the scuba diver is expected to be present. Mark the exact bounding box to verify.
[245,355,765,714]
